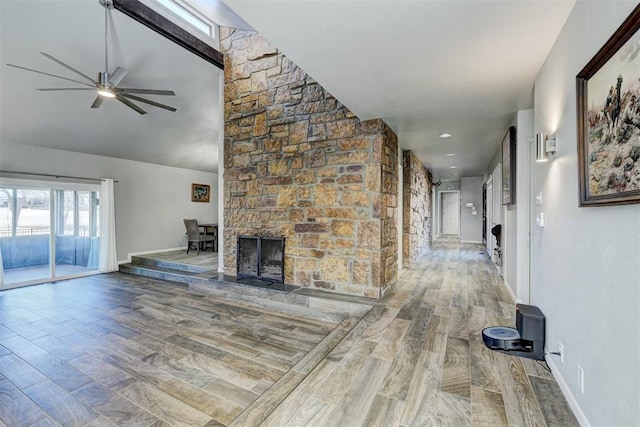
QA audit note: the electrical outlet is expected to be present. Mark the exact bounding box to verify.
[577,365,584,393]
[558,342,564,363]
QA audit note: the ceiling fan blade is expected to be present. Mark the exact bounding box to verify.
[109,66,127,86]
[6,63,95,88]
[90,96,104,109]
[115,94,147,115]
[39,52,96,84]
[119,88,175,96]
[122,93,177,112]
[37,88,94,91]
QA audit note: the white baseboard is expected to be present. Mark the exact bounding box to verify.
[123,247,187,264]
[460,240,482,244]
[546,358,591,427]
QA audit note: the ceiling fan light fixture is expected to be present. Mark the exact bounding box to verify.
[97,86,116,98]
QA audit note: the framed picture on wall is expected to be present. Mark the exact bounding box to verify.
[502,126,516,205]
[191,183,210,203]
[577,5,640,206]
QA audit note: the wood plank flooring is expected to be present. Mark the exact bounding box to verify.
[0,237,578,426]
[0,273,344,426]
[261,237,579,426]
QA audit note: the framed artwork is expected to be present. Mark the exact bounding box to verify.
[577,5,640,206]
[502,126,516,205]
[191,183,210,203]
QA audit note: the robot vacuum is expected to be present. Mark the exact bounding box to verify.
[481,304,546,360]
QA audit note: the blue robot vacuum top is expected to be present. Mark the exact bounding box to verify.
[482,326,522,351]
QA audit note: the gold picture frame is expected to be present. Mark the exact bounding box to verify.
[577,5,640,206]
[191,183,210,203]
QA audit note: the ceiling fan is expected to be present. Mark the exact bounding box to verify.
[5,0,176,115]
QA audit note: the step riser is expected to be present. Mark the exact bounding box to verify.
[188,281,347,323]
[131,256,211,274]
[119,264,190,285]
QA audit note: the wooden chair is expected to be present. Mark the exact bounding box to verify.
[183,219,215,254]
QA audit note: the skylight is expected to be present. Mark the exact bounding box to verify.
[155,0,213,38]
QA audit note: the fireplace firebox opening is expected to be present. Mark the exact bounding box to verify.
[237,235,285,283]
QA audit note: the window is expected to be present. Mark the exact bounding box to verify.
[55,190,98,237]
[154,0,214,38]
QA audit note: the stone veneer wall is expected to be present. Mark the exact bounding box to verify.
[403,150,433,268]
[220,28,398,298]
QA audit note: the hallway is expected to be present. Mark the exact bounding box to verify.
[258,236,578,426]
[0,238,577,426]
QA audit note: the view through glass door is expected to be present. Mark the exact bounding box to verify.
[0,181,100,288]
[0,187,51,285]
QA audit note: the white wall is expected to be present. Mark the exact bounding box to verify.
[503,203,517,296]
[515,109,533,304]
[0,142,218,262]
[484,113,532,302]
[504,111,535,301]
[460,177,483,243]
[534,2,639,425]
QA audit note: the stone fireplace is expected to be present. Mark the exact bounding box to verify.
[221,27,399,298]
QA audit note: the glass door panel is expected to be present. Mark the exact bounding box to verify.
[54,190,99,277]
[0,188,51,285]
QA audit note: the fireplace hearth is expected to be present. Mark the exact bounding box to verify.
[237,236,285,283]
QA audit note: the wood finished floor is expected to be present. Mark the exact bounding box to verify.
[0,237,578,426]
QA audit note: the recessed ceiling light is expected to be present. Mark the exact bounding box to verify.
[445,153,456,157]
[450,166,457,168]
[439,133,452,138]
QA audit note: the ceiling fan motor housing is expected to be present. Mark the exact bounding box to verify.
[98,72,108,87]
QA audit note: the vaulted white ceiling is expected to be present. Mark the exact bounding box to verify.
[0,0,221,172]
[223,0,576,181]
[1,0,577,180]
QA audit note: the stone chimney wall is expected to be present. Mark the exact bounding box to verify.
[220,27,398,297]
[403,150,433,268]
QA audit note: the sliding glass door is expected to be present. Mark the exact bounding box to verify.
[0,187,52,285]
[53,189,100,279]
[0,179,100,288]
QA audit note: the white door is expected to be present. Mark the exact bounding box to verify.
[441,192,460,235]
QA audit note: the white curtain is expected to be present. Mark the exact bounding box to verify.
[99,178,118,272]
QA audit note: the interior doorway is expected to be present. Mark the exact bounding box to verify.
[440,191,460,235]
[485,176,493,255]
[486,163,503,273]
